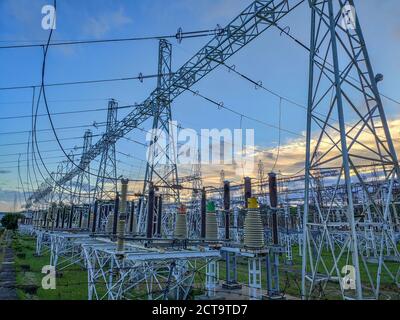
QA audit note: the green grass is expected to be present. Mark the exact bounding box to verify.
[196,244,400,300]
[12,235,88,300]
[283,244,400,299]
[11,234,400,300]
[0,229,6,268]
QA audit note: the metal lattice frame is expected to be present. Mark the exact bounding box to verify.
[26,0,304,208]
[82,245,220,300]
[302,0,400,300]
[72,130,93,205]
[188,151,203,239]
[94,100,118,200]
[139,39,180,235]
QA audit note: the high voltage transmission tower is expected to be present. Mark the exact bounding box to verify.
[302,0,400,300]
[27,0,304,208]
[138,39,180,235]
[73,130,93,205]
[94,99,118,200]
[24,0,400,300]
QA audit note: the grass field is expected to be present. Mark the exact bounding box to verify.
[12,234,88,300]
[9,233,400,300]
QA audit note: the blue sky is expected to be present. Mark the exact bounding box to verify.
[0,0,399,211]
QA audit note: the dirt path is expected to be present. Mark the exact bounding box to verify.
[0,230,18,300]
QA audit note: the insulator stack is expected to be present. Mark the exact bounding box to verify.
[106,214,114,234]
[174,205,187,239]
[112,194,120,237]
[42,210,47,229]
[156,195,163,237]
[129,202,137,234]
[224,181,230,240]
[61,207,67,229]
[244,177,252,208]
[68,205,74,229]
[269,172,279,245]
[83,212,94,231]
[146,184,155,238]
[201,188,206,239]
[91,201,98,233]
[117,179,129,253]
[244,198,265,249]
[49,207,54,229]
[78,209,83,228]
[82,216,88,229]
[206,201,218,241]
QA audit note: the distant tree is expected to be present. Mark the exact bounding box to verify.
[1,213,23,230]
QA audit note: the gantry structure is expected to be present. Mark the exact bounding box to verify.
[23,0,400,300]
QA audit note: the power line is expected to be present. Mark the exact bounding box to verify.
[0,104,138,121]
[185,86,304,138]
[0,135,101,148]
[0,147,82,158]
[0,123,105,136]
[0,153,84,166]
[220,60,394,147]
[0,28,223,49]
[272,21,400,106]
[0,73,171,91]
[0,160,75,170]
[0,97,110,106]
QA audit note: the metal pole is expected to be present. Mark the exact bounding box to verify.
[269,173,279,245]
[61,206,66,229]
[55,207,60,228]
[137,197,142,233]
[327,0,362,299]
[78,207,83,228]
[112,194,120,238]
[129,201,135,233]
[92,200,98,233]
[68,204,74,229]
[244,177,252,208]
[302,2,316,299]
[117,179,128,253]
[224,181,230,240]
[157,195,163,236]
[97,203,104,229]
[146,183,155,238]
[201,188,206,239]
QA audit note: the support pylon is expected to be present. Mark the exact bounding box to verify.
[73,130,93,205]
[302,0,400,300]
[138,39,180,235]
[94,100,118,201]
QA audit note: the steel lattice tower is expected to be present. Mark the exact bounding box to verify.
[138,39,180,235]
[73,130,93,205]
[24,0,400,300]
[94,100,118,200]
[302,0,400,300]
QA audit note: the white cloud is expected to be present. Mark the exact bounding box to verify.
[82,7,133,39]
